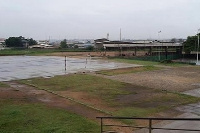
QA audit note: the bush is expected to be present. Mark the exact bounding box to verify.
[86,46,94,51]
[160,60,173,63]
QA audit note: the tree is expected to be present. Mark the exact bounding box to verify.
[60,39,68,48]
[28,38,37,46]
[74,45,78,49]
[5,37,23,47]
[171,38,176,42]
[183,34,199,54]
[86,46,94,51]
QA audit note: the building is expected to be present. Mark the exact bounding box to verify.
[29,40,54,49]
[0,38,6,50]
[94,38,183,59]
[94,38,109,49]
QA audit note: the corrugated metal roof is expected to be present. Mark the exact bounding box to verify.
[103,43,182,47]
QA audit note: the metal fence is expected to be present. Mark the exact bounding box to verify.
[96,116,200,133]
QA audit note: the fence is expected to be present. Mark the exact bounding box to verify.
[96,116,200,133]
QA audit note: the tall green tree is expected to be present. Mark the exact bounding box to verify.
[184,34,199,54]
[5,37,23,47]
[28,38,37,46]
[86,46,94,51]
[60,39,68,48]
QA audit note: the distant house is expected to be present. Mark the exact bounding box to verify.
[94,38,109,49]
[30,40,54,49]
[0,38,5,50]
[74,42,85,49]
[37,40,49,45]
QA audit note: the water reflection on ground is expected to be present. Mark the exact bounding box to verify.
[175,58,200,65]
[0,56,138,81]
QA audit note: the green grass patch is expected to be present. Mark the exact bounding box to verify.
[20,74,131,101]
[0,82,9,88]
[0,100,99,133]
[110,58,159,66]
[110,58,189,67]
[114,107,159,117]
[0,49,93,56]
[113,107,162,125]
[134,92,200,108]
[96,66,160,76]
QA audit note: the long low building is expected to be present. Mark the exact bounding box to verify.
[103,42,182,48]
[94,39,183,58]
[0,38,5,50]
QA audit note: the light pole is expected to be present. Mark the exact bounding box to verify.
[158,31,161,61]
[197,29,200,65]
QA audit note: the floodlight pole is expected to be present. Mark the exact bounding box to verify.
[197,29,200,65]
[158,31,161,61]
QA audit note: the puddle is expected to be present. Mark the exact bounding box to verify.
[183,88,200,97]
[0,56,140,81]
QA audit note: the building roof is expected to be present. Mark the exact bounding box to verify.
[94,38,109,42]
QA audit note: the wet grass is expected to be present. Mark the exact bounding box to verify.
[20,74,131,101]
[0,100,100,133]
[96,66,160,76]
[0,49,92,56]
[110,58,189,67]
[0,82,9,88]
[20,74,200,119]
[113,91,200,125]
[110,58,160,66]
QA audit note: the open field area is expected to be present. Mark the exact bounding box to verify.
[18,74,200,116]
[0,82,100,133]
[96,66,161,76]
[0,56,200,132]
[0,49,161,58]
[0,49,95,56]
[0,81,99,133]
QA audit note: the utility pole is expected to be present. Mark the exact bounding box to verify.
[197,29,200,65]
[120,28,121,41]
[107,33,109,40]
[119,28,122,56]
[158,31,161,61]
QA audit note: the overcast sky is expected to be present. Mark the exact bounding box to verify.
[0,0,200,40]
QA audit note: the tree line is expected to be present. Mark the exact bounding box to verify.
[183,33,200,54]
[4,34,199,54]
[5,36,37,48]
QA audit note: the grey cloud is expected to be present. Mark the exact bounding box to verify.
[0,0,200,40]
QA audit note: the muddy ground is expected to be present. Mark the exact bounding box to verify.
[101,66,200,92]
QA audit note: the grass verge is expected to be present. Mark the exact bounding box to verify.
[0,100,99,133]
[96,66,160,76]
[0,82,9,88]
[110,58,160,66]
[110,58,189,67]
[0,49,93,56]
[20,74,131,102]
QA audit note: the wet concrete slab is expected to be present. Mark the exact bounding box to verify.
[135,113,200,133]
[0,56,140,81]
[183,88,200,97]
[176,102,200,115]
